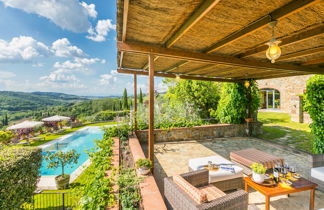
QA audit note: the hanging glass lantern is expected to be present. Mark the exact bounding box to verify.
[266,21,281,63]
[266,39,282,63]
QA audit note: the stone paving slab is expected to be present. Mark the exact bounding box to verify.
[143,137,324,210]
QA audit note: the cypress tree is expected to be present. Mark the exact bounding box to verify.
[119,100,123,110]
[4,113,8,125]
[122,88,128,109]
[139,88,143,104]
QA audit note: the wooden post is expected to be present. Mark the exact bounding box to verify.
[148,54,155,167]
[134,73,138,131]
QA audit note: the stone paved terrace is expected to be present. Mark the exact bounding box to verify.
[142,137,324,210]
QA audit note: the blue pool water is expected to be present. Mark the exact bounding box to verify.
[40,126,104,175]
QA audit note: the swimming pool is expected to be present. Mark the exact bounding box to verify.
[40,126,104,176]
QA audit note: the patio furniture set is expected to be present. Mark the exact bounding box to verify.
[164,148,320,210]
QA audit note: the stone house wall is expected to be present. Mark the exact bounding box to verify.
[258,75,312,123]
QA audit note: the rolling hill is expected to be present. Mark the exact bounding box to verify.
[0,91,88,112]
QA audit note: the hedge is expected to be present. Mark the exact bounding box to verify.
[93,110,128,121]
[0,147,42,209]
[305,75,324,154]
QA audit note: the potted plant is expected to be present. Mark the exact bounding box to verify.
[250,163,267,184]
[135,158,152,175]
[44,150,80,189]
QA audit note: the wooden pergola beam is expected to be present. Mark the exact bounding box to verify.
[302,57,324,65]
[238,24,324,58]
[204,0,320,53]
[141,0,220,70]
[165,0,220,48]
[164,61,188,72]
[118,41,324,74]
[185,64,214,74]
[117,68,241,82]
[254,72,308,80]
[121,0,129,42]
[279,46,324,61]
[119,0,130,68]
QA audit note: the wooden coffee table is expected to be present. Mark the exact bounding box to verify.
[244,177,317,210]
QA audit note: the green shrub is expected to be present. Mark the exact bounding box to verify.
[93,111,116,121]
[213,80,260,124]
[305,75,324,154]
[77,135,115,209]
[0,130,14,145]
[117,168,142,210]
[0,147,42,209]
[103,124,130,140]
[93,110,129,122]
[135,158,152,169]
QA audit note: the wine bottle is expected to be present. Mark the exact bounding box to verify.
[273,167,279,183]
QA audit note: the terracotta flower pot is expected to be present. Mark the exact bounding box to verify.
[55,174,70,190]
[137,167,150,175]
[245,118,253,123]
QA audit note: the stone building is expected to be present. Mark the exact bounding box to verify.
[257,75,312,123]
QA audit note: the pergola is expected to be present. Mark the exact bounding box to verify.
[116,0,324,165]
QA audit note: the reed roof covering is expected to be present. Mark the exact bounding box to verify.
[117,0,324,81]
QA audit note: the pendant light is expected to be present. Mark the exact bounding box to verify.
[266,20,281,63]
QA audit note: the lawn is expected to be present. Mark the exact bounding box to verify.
[257,111,313,153]
[16,121,117,147]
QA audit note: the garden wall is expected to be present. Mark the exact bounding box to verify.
[136,122,262,143]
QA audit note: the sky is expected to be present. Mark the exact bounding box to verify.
[0,0,165,96]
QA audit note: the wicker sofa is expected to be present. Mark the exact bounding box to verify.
[164,169,248,210]
[310,155,324,192]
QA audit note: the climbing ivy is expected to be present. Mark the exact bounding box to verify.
[213,80,260,124]
[305,75,324,154]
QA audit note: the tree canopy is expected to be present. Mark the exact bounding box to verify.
[164,79,221,119]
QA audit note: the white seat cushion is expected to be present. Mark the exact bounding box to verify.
[188,156,243,183]
[311,167,324,182]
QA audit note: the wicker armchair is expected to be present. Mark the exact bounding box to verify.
[164,170,248,210]
[310,156,324,192]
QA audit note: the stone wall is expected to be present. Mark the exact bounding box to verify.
[136,122,263,143]
[258,75,312,123]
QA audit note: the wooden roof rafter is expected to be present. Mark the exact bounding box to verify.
[238,24,324,58]
[141,0,221,70]
[204,0,321,53]
[118,41,323,74]
[119,0,130,68]
[157,0,321,75]
[302,57,324,65]
[117,68,241,82]
[279,46,324,61]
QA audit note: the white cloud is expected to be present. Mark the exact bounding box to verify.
[40,69,79,83]
[0,71,16,79]
[86,19,116,42]
[81,2,97,18]
[100,74,117,85]
[0,36,49,62]
[0,36,89,63]
[52,38,85,58]
[0,0,91,33]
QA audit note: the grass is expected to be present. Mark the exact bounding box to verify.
[22,162,96,209]
[257,111,313,153]
[16,121,117,147]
